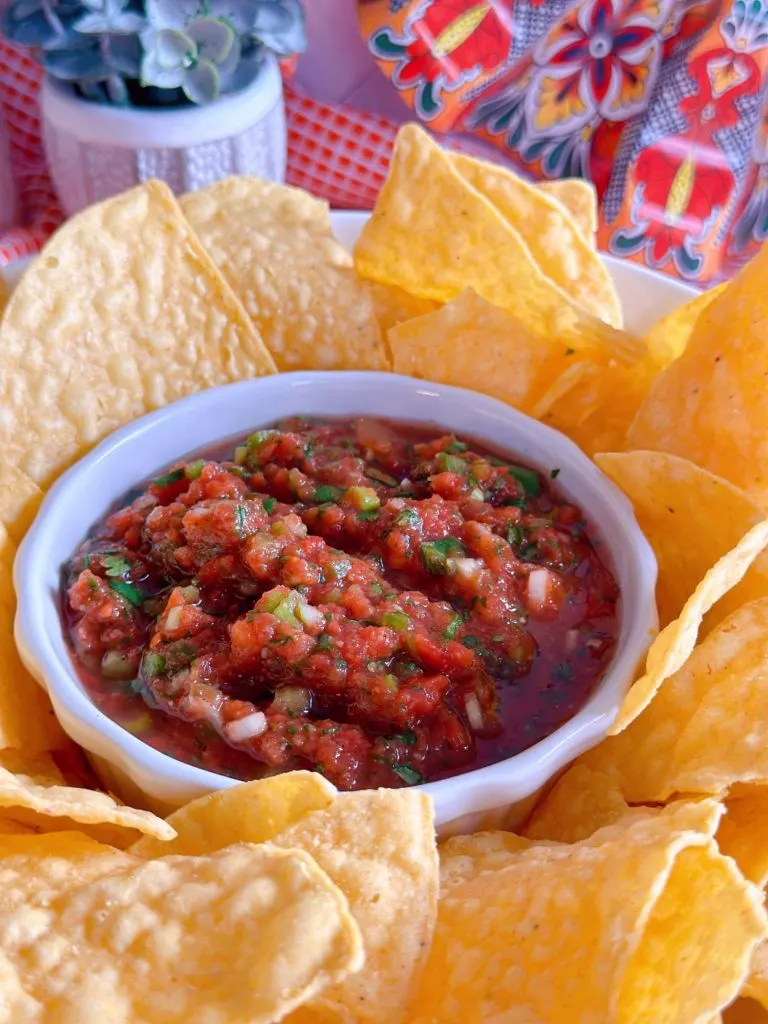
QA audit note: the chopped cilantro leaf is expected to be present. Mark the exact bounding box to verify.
[234,504,248,538]
[101,553,130,578]
[262,497,276,515]
[109,579,143,607]
[393,730,417,746]
[396,508,421,528]
[393,764,423,785]
[508,465,540,496]
[314,485,342,503]
[152,468,184,488]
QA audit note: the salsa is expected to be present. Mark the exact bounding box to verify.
[62,417,619,791]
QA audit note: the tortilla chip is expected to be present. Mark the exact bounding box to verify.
[367,281,438,336]
[725,998,768,1023]
[273,790,438,1024]
[354,125,640,364]
[0,464,43,545]
[534,358,654,456]
[388,288,575,414]
[180,178,388,372]
[0,831,138,916]
[0,181,275,488]
[718,784,768,889]
[0,842,363,1023]
[523,764,652,843]
[745,943,768,1012]
[410,809,764,1023]
[439,831,543,893]
[0,524,67,753]
[450,152,621,326]
[627,247,768,507]
[130,770,337,859]
[0,762,174,841]
[582,597,768,801]
[643,282,727,369]
[538,179,598,239]
[595,452,768,631]
[609,519,768,733]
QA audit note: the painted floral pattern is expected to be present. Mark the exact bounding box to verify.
[360,0,768,284]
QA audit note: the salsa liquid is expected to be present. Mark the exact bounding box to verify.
[63,417,619,790]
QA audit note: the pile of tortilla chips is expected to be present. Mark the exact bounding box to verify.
[2,123,768,1020]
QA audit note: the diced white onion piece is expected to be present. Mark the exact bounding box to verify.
[465,693,484,732]
[165,605,183,631]
[226,711,268,743]
[273,686,311,715]
[297,601,324,629]
[470,488,485,502]
[448,557,484,581]
[526,568,552,611]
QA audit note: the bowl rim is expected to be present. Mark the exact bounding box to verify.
[14,370,658,824]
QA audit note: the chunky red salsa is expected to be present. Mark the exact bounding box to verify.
[63,417,619,790]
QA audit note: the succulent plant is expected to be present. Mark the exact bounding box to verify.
[1,0,305,106]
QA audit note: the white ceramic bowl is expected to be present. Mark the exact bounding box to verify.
[15,371,657,832]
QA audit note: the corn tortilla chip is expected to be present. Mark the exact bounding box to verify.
[130,770,337,859]
[617,841,765,1022]
[582,598,768,800]
[444,799,721,894]
[538,179,598,239]
[133,780,438,1024]
[0,181,276,488]
[725,998,768,1023]
[355,125,640,364]
[627,245,768,507]
[609,518,768,733]
[180,178,388,372]
[0,524,67,753]
[273,790,438,1024]
[643,282,727,369]
[389,288,575,415]
[0,843,363,1024]
[595,452,768,631]
[523,764,654,843]
[0,464,43,545]
[450,152,621,326]
[367,281,438,337]
[0,762,175,841]
[745,943,768,1012]
[718,784,768,889]
[439,831,550,894]
[534,358,654,456]
[0,831,137,914]
[410,809,763,1023]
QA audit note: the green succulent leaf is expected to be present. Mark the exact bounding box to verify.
[182,57,220,103]
[140,46,185,87]
[145,0,203,30]
[251,0,305,55]
[75,9,146,33]
[106,33,142,75]
[186,16,234,64]
[151,27,193,67]
[44,43,114,81]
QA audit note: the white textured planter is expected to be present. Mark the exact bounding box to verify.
[41,55,286,216]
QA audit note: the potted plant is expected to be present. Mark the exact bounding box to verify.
[1,0,305,214]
